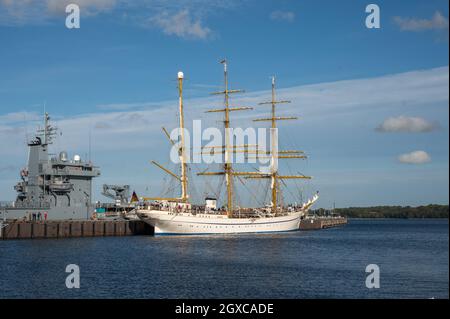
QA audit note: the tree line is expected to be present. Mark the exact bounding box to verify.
[311,204,449,218]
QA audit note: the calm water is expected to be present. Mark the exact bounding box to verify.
[0,219,448,299]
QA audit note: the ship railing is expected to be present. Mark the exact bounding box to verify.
[137,204,230,216]
[50,167,98,176]
[136,203,297,218]
[12,203,51,209]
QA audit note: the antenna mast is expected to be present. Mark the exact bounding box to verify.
[88,127,92,163]
[38,112,57,146]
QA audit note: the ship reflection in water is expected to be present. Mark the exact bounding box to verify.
[0,219,447,299]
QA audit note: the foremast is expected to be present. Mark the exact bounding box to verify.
[144,71,189,203]
[178,72,188,202]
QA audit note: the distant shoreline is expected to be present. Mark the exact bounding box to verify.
[312,204,449,219]
[2,202,449,219]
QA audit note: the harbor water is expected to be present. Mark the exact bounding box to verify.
[0,219,448,299]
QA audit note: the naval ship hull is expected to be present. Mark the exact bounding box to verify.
[137,210,303,235]
[1,206,94,221]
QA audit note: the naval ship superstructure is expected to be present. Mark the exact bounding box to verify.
[0,113,100,221]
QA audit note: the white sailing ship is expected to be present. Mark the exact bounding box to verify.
[136,61,318,235]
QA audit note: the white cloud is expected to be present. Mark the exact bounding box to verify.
[393,11,449,32]
[0,0,47,25]
[270,10,295,23]
[148,10,211,39]
[376,116,437,133]
[0,0,248,40]
[0,111,41,124]
[397,151,431,164]
[0,0,229,36]
[96,101,161,111]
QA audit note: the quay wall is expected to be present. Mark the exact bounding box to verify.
[0,217,347,239]
[0,220,153,240]
[299,217,348,230]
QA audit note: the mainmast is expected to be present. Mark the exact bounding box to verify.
[198,60,257,218]
[198,64,308,217]
[222,60,233,217]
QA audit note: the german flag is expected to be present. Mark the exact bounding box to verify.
[130,191,139,203]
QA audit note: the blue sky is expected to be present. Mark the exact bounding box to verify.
[0,0,448,208]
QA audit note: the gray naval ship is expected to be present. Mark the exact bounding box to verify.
[0,113,100,221]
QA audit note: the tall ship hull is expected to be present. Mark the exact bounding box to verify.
[138,211,303,235]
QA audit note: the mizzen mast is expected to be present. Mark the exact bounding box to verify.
[250,76,311,215]
[198,60,255,218]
